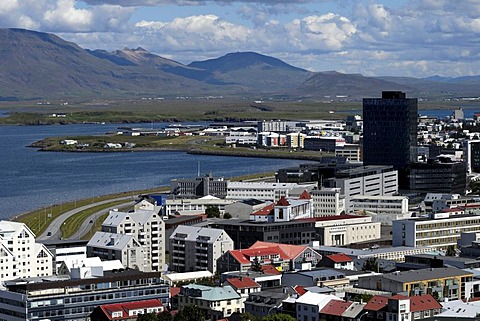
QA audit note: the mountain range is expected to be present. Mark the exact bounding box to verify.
[1,28,480,100]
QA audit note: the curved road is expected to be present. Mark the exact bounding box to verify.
[68,201,134,240]
[37,196,135,240]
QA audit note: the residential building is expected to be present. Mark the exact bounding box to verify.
[226,181,317,202]
[164,214,205,252]
[169,225,233,273]
[164,195,235,216]
[244,287,294,318]
[363,91,418,174]
[216,241,322,274]
[295,292,343,321]
[221,269,282,289]
[286,132,306,148]
[392,213,480,249]
[87,209,165,272]
[224,276,261,310]
[0,220,54,281]
[90,299,165,321]
[364,294,441,321]
[319,300,366,321]
[319,253,355,270]
[39,239,88,275]
[0,269,169,321]
[310,188,345,217]
[358,267,474,301]
[178,284,242,320]
[170,174,228,199]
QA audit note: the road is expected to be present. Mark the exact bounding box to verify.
[37,196,135,240]
[68,201,134,240]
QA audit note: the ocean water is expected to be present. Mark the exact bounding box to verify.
[0,123,309,219]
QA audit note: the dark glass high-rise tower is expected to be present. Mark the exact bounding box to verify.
[363,91,418,171]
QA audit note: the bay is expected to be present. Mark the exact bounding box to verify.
[0,123,309,219]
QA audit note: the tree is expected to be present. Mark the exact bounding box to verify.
[446,245,456,257]
[205,205,220,218]
[362,258,379,272]
[138,312,159,321]
[251,257,262,272]
[223,212,232,219]
[262,313,296,321]
[157,311,173,321]
[174,305,205,321]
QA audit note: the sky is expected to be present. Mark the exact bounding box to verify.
[0,0,479,78]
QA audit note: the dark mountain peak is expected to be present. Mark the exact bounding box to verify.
[188,51,308,73]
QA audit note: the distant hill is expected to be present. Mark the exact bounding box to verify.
[295,71,412,99]
[1,28,480,100]
[188,52,313,92]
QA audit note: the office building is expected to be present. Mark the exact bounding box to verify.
[363,91,417,187]
[170,174,228,199]
[226,181,317,202]
[169,225,233,273]
[464,140,480,174]
[310,188,345,217]
[40,239,88,274]
[392,213,480,249]
[0,269,169,321]
[407,160,467,194]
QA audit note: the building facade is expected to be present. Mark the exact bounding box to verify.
[170,174,228,199]
[169,225,234,273]
[0,270,169,321]
[363,91,418,171]
[0,220,54,281]
[87,209,165,272]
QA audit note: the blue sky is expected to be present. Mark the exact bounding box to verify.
[0,0,478,78]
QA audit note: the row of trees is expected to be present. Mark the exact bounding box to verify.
[137,305,296,321]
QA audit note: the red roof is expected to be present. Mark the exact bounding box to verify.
[226,277,260,289]
[170,287,181,297]
[327,253,352,263]
[294,285,307,296]
[229,250,250,264]
[299,190,312,200]
[299,214,364,222]
[250,241,307,260]
[276,196,290,206]
[320,300,353,316]
[261,264,282,275]
[365,296,389,311]
[100,299,164,320]
[409,294,442,312]
[251,203,275,215]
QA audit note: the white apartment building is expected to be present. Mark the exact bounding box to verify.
[87,209,165,272]
[286,132,306,148]
[393,213,480,249]
[295,292,343,321]
[312,215,381,246]
[310,188,345,217]
[349,195,410,225]
[165,195,235,216]
[226,182,317,202]
[169,225,233,273]
[0,220,53,281]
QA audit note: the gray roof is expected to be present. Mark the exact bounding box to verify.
[170,225,226,243]
[102,209,157,227]
[383,267,473,283]
[87,232,133,251]
[182,284,240,301]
